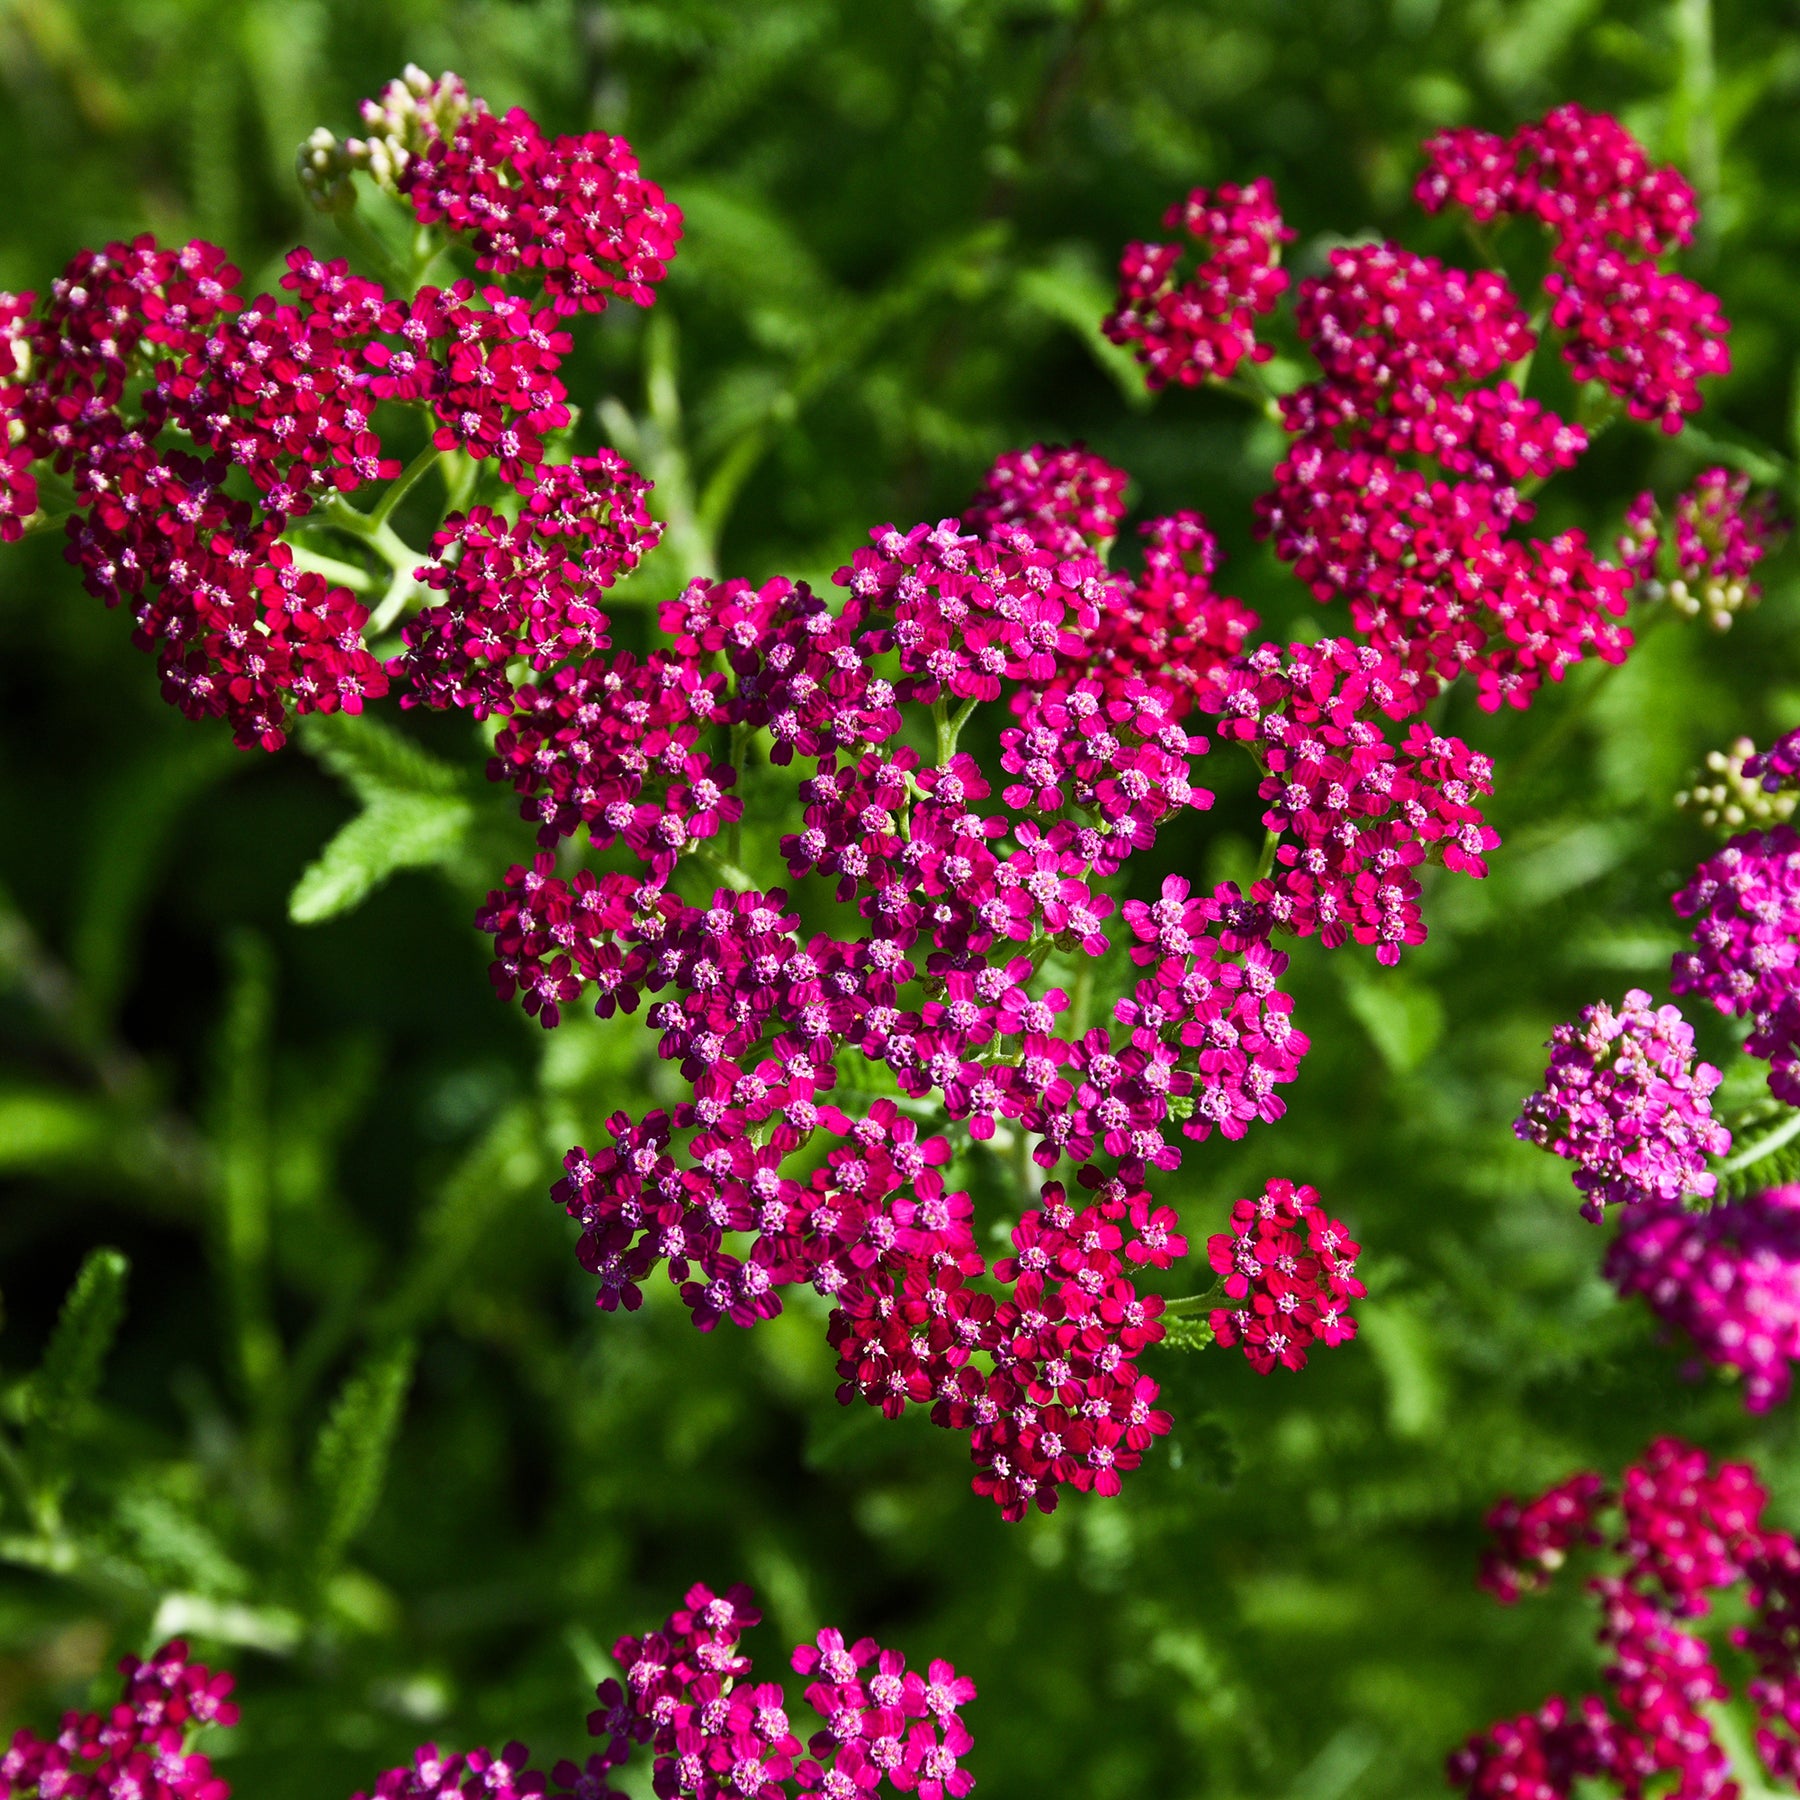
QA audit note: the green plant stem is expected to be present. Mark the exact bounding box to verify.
[370,443,443,530]
[313,496,426,631]
[284,544,378,592]
[1070,956,1095,1037]
[1255,825,1281,883]
[934,695,980,764]
[1162,1289,1220,1318]
[695,847,757,893]
[1719,1107,1800,1178]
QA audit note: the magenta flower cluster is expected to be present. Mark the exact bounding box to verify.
[1262,198,1646,709]
[1606,1184,1800,1411]
[1,81,1764,1527]
[1450,1439,1800,1800]
[1671,823,1800,1104]
[1418,104,1724,430]
[2,1588,975,1800]
[1102,177,1292,389]
[1206,1178,1363,1372]
[479,454,1486,1511]
[361,1583,981,1800]
[584,1580,976,1800]
[2,1640,238,1800]
[0,88,679,747]
[1100,106,1744,717]
[1514,990,1730,1221]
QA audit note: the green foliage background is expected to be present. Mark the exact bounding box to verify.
[5,1,1800,1795]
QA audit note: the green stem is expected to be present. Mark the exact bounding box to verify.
[695,846,757,893]
[1162,1288,1220,1318]
[1719,1107,1800,1178]
[727,723,749,866]
[1070,957,1096,1038]
[936,695,980,763]
[1220,371,1285,423]
[1015,1116,1038,1199]
[370,443,443,530]
[367,564,423,634]
[284,543,377,592]
[1254,825,1282,883]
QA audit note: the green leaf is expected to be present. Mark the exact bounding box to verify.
[0,1089,112,1173]
[296,710,462,804]
[306,1337,416,1576]
[289,792,473,924]
[21,1248,129,1516]
[290,712,473,924]
[1014,247,1155,410]
[1340,969,1445,1077]
[1158,1315,1217,1353]
[207,932,281,1404]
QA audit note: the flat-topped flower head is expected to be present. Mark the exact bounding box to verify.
[961,443,1129,558]
[1515,990,1729,1220]
[1607,1186,1800,1412]
[1104,177,1292,389]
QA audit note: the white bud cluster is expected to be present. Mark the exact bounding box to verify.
[1663,571,1755,633]
[1676,737,1797,835]
[296,66,478,213]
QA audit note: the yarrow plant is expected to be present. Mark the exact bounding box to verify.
[1449,1438,1800,1800]
[1,1587,975,1800]
[0,74,1774,1518]
[0,1640,237,1800]
[1518,726,1800,1409]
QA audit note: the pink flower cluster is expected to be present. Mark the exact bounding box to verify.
[1622,467,1785,630]
[2,1591,975,1800]
[581,1580,976,1800]
[395,451,659,716]
[1102,109,1733,713]
[1451,1439,1800,1800]
[1606,1184,1800,1411]
[1202,638,1499,963]
[1478,1471,1608,1602]
[1102,178,1292,388]
[0,238,389,747]
[1515,990,1729,1221]
[1419,104,1727,431]
[476,445,1485,1510]
[2,1640,237,1800]
[1671,824,1800,1104]
[1256,221,1636,711]
[0,74,679,748]
[405,104,682,313]
[1206,1178,1363,1372]
[958,442,1128,557]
